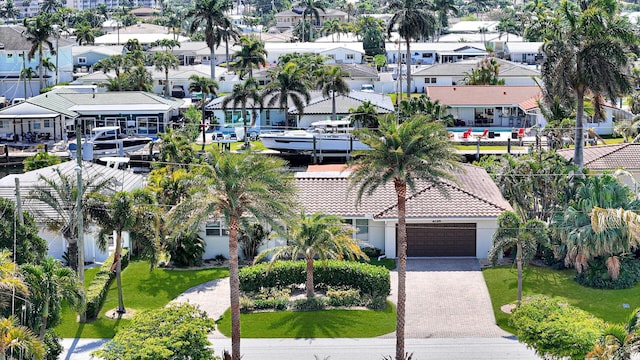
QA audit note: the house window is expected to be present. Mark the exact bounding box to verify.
[327,54,335,60]
[422,53,433,58]
[430,77,436,83]
[0,121,5,128]
[78,57,87,64]
[425,77,436,84]
[6,53,13,62]
[354,219,369,243]
[206,220,229,236]
[137,117,159,134]
[265,110,270,125]
[33,123,41,130]
[346,54,354,60]
[43,119,51,128]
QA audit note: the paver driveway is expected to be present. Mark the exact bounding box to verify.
[383,258,512,338]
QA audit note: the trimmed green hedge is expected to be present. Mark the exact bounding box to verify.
[85,249,130,320]
[239,260,390,297]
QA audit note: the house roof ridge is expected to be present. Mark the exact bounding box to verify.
[584,142,632,165]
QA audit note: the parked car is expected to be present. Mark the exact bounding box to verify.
[171,85,185,98]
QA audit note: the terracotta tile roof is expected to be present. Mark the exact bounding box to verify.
[294,163,512,219]
[426,86,542,107]
[557,143,640,170]
[519,96,541,111]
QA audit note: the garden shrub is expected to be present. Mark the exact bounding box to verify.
[167,233,205,267]
[240,287,291,312]
[239,260,390,298]
[292,297,327,311]
[361,247,382,258]
[509,295,606,360]
[327,287,361,307]
[363,295,388,310]
[85,249,130,319]
[574,256,640,289]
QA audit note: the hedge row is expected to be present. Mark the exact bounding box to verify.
[239,260,390,297]
[85,249,130,319]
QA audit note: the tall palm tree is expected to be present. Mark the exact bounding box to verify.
[487,211,548,301]
[21,257,82,339]
[263,62,311,130]
[387,0,436,96]
[40,0,61,13]
[37,57,55,87]
[95,54,130,92]
[299,0,326,42]
[255,212,366,298]
[348,115,459,360]
[187,0,233,79]
[321,18,341,42]
[432,0,458,41]
[29,168,112,271]
[75,24,96,46]
[168,150,297,360]
[0,316,44,360]
[22,14,56,92]
[222,77,262,148]
[349,100,379,128]
[541,0,636,171]
[233,35,266,79]
[215,17,241,70]
[152,51,180,97]
[20,67,37,97]
[1,0,20,20]
[128,65,153,92]
[316,66,350,121]
[188,74,219,151]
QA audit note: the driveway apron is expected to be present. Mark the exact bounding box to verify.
[382,258,512,339]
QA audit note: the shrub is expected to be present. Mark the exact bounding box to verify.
[510,295,606,360]
[239,260,390,298]
[85,249,130,319]
[239,223,267,261]
[363,295,387,310]
[44,330,62,360]
[292,297,327,311]
[574,256,640,289]
[327,287,361,307]
[240,287,291,312]
[361,246,382,258]
[167,233,205,267]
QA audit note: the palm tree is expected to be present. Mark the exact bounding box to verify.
[168,150,297,360]
[222,77,262,148]
[215,17,241,70]
[40,0,60,13]
[255,212,367,298]
[74,24,96,46]
[387,0,436,96]
[233,35,266,79]
[316,66,350,121]
[1,0,20,20]
[349,100,379,128]
[22,14,55,92]
[187,0,233,79]
[95,55,130,92]
[29,168,112,271]
[262,62,311,130]
[128,66,153,92]
[487,211,548,301]
[20,67,37,97]
[321,19,341,42]
[587,307,640,359]
[432,0,458,41]
[37,57,55,87]
[0,316,44,360]
[541,0,636,171]
[21,256,82,339]
[152,51,180,97]
[299,0,326,42]
[590,206,640,277]
[0,250,29,300]
[188,74,219,151]
[348,115,459,360]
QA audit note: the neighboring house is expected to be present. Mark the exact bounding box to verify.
[557,144,640,190]
[0,160,145,262]
[437,33,524,43]
[0,87,184,139]
[147,41,240,67]
[199,163,513,260]
[505,42,545,65]
[412,58,540,91]
[385,42,487,66]
[447,21,499,33]
[0,25,74,100]
[72,45,123,73]
[264,42,365,65]
[274,8,348,32]
[94,23,189,46]
[335,63,379,90]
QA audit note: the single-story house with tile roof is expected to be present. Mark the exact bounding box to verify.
[0,160,145,262]
[413,58,540,91]
[556,143,640,190]
[385,42,487,66]
[199,163,512,259]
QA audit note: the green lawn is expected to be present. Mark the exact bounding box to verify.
[55,261,229,338]
[483,265,640,333]
[193,140,267,153]
[217,301,396,338]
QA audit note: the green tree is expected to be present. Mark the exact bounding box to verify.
[321,18,341,42]
[233,35,267,79]
[21,257,82,339]
[168,150,297,360]
[0,0,20,20]
[398,94,454,124]
[187,0,233,79]
[216,19,241,70]
[0,316,44,360]
[348,115,459,359]
[316,66,350,121]
[349,100,379,128]
[432,0,458,41]
[487,211,548,301]
[299,0,326,42]
[20,67,37,97]
[0,250,29,300]
[150,38,181,51]
[126,66,153,92]
[95,55,130,92]
[387,0,436,96]
[23,152,62,171]
[93,303,216,360]
[263,62,311,130]
[255,212,367,298]
[22,14,56,91]
[587,307,640,359]
[541,0,636,171]
[74,24,96,46]
[29,169,112,271]
[38,57,55,87]
[222,77,262,148]
[462,57,505,85]
[0,199,47,265]
[188,74,219,151]
[152,51,180,97]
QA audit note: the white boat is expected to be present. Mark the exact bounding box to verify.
[68,126,153,159]
[259,119,369,154]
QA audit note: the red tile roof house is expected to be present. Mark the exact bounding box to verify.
[197,163,513,260]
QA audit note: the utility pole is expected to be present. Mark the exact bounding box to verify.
[13,177,23,317]
[22,51,27,99]
[75,118,86,323]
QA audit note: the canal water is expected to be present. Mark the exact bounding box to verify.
[0,164,23,179]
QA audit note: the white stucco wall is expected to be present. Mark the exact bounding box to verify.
[38,225,110,264]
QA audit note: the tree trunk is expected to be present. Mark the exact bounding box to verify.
[394,180,407,360]
[228,216,241,360]
[405,38,412,96]
[301,16,305,43]
[574,88,585,172]
[210,49,216,80]
[516,242,523,302]
[38,48,44,92]
[165,70,169,97]
[242,104,248,148]
[116,231,125,313]
[305,257,315,298]
[39,300,48,339]
[202,100,207,151]
[67,239,78,270]
[332,92,337,121]
[225,40,230,70]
